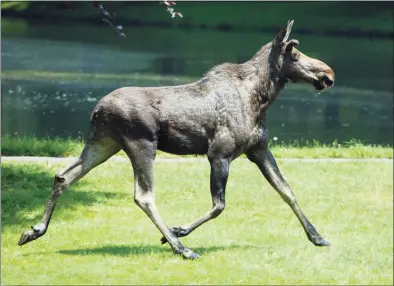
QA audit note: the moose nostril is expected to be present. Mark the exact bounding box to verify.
[323,76,334,87]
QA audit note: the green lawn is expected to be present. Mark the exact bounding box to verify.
[1,159,393,285]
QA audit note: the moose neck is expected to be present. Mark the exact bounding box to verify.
[243,42,287,120]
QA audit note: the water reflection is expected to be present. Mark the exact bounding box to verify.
[2,78,392,145]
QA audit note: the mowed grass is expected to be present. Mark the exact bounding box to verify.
[2,135,393,158]
[1,159,393,285]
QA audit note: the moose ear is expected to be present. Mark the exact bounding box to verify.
[273,20,294,47]
[285,39,299,51]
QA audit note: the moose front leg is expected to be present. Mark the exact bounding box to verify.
[161,157,229,244]
[246,146,330,246]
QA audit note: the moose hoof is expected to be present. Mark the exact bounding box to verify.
[160,226,190,244]
[181,248,201,260]
[315,238,331,247]
[18,225,46,246]
[312,237,331,247]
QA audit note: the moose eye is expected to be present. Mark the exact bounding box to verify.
[291,52,299,62]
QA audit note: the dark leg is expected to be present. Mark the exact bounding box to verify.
[18,137,121,246]
[161,157,230,244]
[123,139,200,259]
[246,146,330,246]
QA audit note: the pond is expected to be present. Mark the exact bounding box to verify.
[1,19,393,145]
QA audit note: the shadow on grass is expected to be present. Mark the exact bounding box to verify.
[1,163,128,228]
[55,244,256,257]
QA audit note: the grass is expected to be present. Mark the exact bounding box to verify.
[2,135,393,159]
[1,136,85,157]
[1,159,393,285]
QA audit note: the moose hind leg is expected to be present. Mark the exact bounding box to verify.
[122,139,200,259]
[18,137,120,246]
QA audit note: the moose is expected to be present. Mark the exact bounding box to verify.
[19,20,334,259]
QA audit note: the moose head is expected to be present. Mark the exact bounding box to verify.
[272,20,335,91]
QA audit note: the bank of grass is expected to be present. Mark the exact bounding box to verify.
[1,159,393,285]
[1,135,393,159]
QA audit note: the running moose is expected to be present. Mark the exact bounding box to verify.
[19,20,335,259]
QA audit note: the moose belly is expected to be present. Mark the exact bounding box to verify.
[157,124,209,155]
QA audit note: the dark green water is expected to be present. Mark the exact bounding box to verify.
[1,19,393,145]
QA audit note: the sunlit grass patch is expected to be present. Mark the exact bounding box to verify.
[1,135,85,157]
[270,138,393,159]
